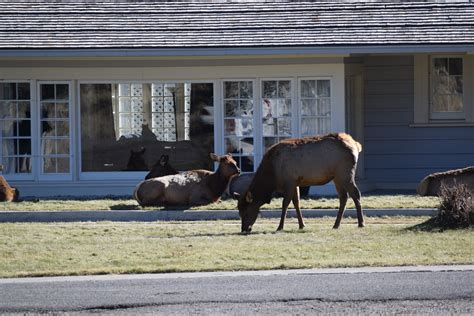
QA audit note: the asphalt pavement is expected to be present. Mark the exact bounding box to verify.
[0,265,472,314]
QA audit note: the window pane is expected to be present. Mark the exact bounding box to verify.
[56,84,69,100]
[301,80,316,98]
[0,83,16,100]
[41,84,55,101]
[317,80,330,97]
[449,58,463,76]
[80,83,214,172]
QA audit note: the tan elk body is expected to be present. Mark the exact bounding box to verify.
[134,153,240,206]
[0,176,19,202]
[238,133,364,232]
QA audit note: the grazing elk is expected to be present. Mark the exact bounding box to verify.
[145,154,179,180]
[134,153,240,206]
[0,175,19,202]
[237,133,364,233]
[125,147,148,171]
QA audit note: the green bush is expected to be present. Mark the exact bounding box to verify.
[435,182,474,228]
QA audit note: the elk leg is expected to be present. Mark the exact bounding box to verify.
[333,182,348,229]
[292,186,305,229]
[346,181,365,227]
[277,188,294,231]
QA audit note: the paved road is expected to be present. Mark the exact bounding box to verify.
[0,266,472,314]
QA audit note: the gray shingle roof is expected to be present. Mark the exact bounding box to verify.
[1,1,473,50]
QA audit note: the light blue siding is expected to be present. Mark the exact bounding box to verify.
[363,55,474,189]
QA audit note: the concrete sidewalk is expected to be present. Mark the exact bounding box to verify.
[0,208,437,223]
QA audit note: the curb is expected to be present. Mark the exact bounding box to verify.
[0,264,471,283]
[0,208,437,223]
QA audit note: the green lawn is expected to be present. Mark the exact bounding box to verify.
[0,194,439,211]
[0,217,472,278]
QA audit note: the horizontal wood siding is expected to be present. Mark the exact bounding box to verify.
[363,55,474,188]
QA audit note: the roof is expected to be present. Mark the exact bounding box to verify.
[1,1,474,56]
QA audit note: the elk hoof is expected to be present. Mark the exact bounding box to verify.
[276,227,283,232]
[358,223,366,228]
[299,225,306,230]
[332,224,340,229]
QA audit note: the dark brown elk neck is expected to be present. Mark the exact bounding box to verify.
[206,168,232,199]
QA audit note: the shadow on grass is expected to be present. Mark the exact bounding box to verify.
[407,217,472,232]
[109,204,142,210]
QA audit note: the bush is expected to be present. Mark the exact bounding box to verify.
[435,182,474,228]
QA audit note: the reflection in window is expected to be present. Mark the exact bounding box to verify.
[300,79,331,136]
[80,83,214,172]
[261,80,292,151]
[431,57,463,115]
[0,82,32,174]
[223,81,254,172]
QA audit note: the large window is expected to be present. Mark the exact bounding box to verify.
[80,82,214,173]
[0,82,32,176]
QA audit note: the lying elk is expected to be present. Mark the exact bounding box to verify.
[134,153,240,206]
[0,175,19,202]
[145,154,179,180]
[237,133,364,233]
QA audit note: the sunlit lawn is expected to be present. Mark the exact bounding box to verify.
[0,194,439,211]
[0,217,472,278]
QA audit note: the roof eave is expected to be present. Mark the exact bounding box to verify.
[1,44,474,58]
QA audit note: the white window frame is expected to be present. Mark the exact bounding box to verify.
[78,80,217,180]
[37,81,74,181]
[413,54,474,126]
[0,80,35,181]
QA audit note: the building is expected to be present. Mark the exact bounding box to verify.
[1,1,473,197]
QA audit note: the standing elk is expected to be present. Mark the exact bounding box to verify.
[237,133,364,232]
[145,154,179,180]
[134,153,240,206]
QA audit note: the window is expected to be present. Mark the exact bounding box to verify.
[0,82,32,177]
[261,79,292,151]
[299,79,331,136]
[39,83,71,175]
[414,54,474,125]
[223,80,254,172]
[430,57,464,120]
[80,82,214,173]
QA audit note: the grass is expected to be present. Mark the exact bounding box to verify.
[0,217,472,278]
[0,194,439,211]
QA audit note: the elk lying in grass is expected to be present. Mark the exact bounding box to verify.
[0,176,19,202]
[134,153,240,206]
[237,133,364,232]
[145,154,179,180]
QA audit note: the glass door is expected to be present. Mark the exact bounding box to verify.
[38,82,72,179]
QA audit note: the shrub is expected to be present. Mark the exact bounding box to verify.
[435,182,474,228]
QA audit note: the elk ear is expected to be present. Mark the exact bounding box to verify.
[159,155,167,166]
[245,191,253,203]
[232,192,240,200]
[209,153,219,161]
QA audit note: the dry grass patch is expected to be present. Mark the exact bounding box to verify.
[0,194,438,211]
[0,217,472,278]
